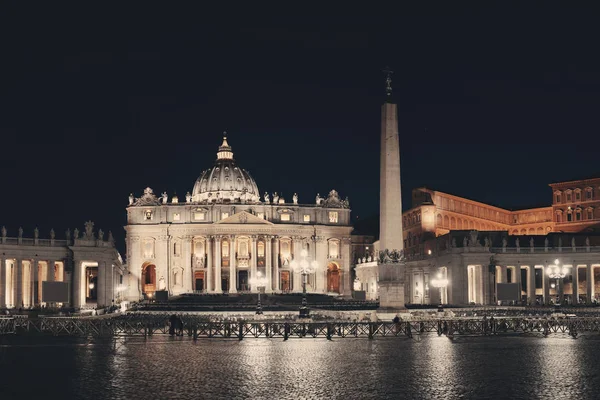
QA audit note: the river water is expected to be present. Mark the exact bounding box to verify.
[0,334,598,399]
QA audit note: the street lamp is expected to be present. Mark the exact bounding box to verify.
[290,249,319,318]
[431,271,449,312]
[546,259,571,307]
[249,271,268,315]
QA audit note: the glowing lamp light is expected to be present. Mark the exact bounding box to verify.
[431,273,449,289]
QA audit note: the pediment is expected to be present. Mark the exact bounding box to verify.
[215,211,273,225]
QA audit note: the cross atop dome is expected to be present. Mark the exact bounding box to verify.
[382,66,393,101]
[217,131,234,160]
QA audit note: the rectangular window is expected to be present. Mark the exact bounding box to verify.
[173,213,181,221]
[576,212,581,221]
[567,193,572,201]
[257,212,264,219]
[556,195,560,203]
[576,192,581,201]
[587,191,593,200]
[194,212,205,221]
[280,214,290,221]
[329,211,339,223]
[221,212,229,220]
[303,214,311,222]
[567,213,572,222]
[588,210,593,220]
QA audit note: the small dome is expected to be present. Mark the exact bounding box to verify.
[191,133,260,203]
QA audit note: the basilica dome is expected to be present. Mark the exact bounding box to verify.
[191,134,261,203]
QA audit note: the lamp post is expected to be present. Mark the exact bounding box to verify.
[431,271,449,312]
[290,249,319,318]
[249,271,268,315]
[546,258,571,307]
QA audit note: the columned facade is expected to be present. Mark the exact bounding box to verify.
[124,135,353,301]
[0,224,124,310]
[356,230,600,307]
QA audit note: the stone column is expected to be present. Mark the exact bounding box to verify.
[543,265,550,305]
[341,237,351,297]
[250,236,258,292]
[73,259,82,309]
[265,236,272,293]
[586,264,593,304]
[48,261,56,282]
[96,261,104,307]
[0,257,5,308]
[27,260,35,308]
[514,265,522,303]
[183,237,193,293]
[572,266,579,304]
[214,236,222,293]
[229,236,237,293]
[206,237,213,293]
[273,236,280,292]
[15,259,23,309]
[292,238,302,292]
[527,266,536,305]
[315,237,326,293]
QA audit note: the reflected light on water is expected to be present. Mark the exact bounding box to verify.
[3,335,600,400]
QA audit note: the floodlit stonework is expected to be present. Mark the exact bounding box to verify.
[354,75,600,308]
[0,223,124,309]
[124,133,353,301]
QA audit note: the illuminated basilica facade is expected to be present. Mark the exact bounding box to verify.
[124,134,353,301]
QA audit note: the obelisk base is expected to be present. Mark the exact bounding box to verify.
[377,263,406,309]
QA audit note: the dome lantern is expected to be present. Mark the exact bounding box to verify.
[216,131,234,160]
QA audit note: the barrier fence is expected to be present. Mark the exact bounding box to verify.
[0,314,595,339]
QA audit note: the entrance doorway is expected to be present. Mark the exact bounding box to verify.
[142,263,157,298]
[238,270,249,291]
[280,271,290,292]
[222,277,229,292]
[194,271,205,292]
[327,263,340,293]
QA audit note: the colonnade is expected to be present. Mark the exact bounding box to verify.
[0,258,65,309]
[494,263,600,305]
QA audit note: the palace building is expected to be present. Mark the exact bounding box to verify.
[124,134,353,301]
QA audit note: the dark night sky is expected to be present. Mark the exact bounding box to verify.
[1,4,599,254]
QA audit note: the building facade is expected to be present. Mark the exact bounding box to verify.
[356,179,600,305]
[0,222,124,310]
[124,134,353,301]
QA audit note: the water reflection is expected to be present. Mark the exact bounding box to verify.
[1,335,600,400]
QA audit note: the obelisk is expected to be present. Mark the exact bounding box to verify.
[379,67,403,252]
[378,67,405,309]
